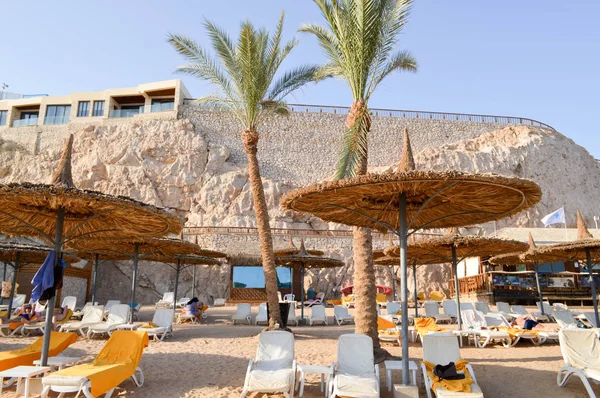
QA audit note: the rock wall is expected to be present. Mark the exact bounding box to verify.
[1,106,599,304]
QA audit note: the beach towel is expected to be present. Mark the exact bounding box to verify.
[423,359,474,393]
[31,252,56,302]
[0,331,78,371]
[491,326,539,340]
[52,330,149,397]
[414,317,444,339]
[378,316,397,332]
[6,312,38,330]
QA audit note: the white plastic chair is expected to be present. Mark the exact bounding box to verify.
[461,309,510,348]
[441,300,458,323]
[86,304,130,338]
[425,301,452,324]
[155,292,175,308]
[61,296,77,311]
[329,334,380,398]
[255,303,268,326]
[334,305,354,325]
[59,305,105,336]
[232,303,252,325]
[287,302,298,326]
[421,334,483,398]
[240,331,296,398]
[557,329,600,397]
[309,305,328,326]
[139,308,175,341]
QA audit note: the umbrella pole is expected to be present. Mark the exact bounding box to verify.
[192,265,196,298]
[6,253,19,317]
[413,261,418,318]
[41,206,65,367]
[2,261,6,282]
[534,262,544,315]
[174,259,181,309]
[586,248,600,327]
[91,254,99,304]
[390,264,396,302]
[398,193,410,385]
[290,266,294,300]
[452,246,462,334]
[301,265,305,320]
[130,243,139,324]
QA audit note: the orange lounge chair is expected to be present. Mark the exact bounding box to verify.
[0,331,78,372]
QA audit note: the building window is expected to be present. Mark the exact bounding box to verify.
[92,101,104,117]
[0,110,7,126]
[150,98,175,112]
[45,105,71,125]
[77,101,90,117]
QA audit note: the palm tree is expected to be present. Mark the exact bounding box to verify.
[169,13,318,329]
[302,0,417,355]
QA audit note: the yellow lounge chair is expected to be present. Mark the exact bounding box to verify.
[41,330,149,398]
[0,331,78,372]
[429,291,445,302]
[376,293,388,307]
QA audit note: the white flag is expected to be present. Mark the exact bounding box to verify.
[541,207,566,227]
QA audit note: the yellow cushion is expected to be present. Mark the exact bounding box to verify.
[141,322,158,328]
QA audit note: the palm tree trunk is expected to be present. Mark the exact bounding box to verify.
[242,129,281,329]
[346,101,384,359]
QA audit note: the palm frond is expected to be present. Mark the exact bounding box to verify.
[370,50,417,95]
[267,65,321,101]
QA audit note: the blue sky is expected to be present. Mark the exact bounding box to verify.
[2,1,598,157]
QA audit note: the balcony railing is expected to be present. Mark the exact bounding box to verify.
[12,118,38,127]
[449,273,492,297]
[44,115,70,125]
[150,102,175,113]
[109,108,143,118]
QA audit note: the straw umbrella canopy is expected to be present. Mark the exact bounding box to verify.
[281,129,541,374]
[275,239,344,320]
[69,237,225,322]
[526,211,600,326]
[274,238,324,257]
[0,242,79,315]
[489,233,549,315]
[0,135,182,365]
[384,232,528,331]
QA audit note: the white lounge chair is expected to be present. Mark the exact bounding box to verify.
[287,302,298,326]
[460,302,475,312]
[584,312,599,328]
[512,304,550,323]
[495,301,516,321]
[536,301,555,321]
[232,303,252,325]
[329,334,380,398]
[425,301,452,324]
[484,313,548,346]
[553,309,578,329]
[61,296,77,311]
[461,309,510,348]
[309,305,328,326]
[334,305,354,325]
[421,334,483,398]
[213,298,226,307]
[0,294,26,312]
[386,301,402,324]
[59,305,105,336]
[139,308,174,342]
[72,302,94,319]
[553,303,582,316]
[255,303,268,326]
[176,297,190,308]
[240,331,296,398]
[155,292,175,308]
[103,300,120,316]
[86,304,130,338]
[473,301,497,315]
[283,294,295,302]
[441,300,458,323]
[557,329,600,398]
[305,292,325,307]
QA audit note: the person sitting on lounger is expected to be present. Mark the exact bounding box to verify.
[185,297,204,322]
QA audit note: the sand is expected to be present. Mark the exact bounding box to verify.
[0,305,596,397]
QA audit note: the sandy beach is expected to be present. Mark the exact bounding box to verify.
[1,305,595,398]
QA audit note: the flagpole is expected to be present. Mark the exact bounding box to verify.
[564,205,568,241]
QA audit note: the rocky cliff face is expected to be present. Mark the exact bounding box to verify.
[1,112,598,305]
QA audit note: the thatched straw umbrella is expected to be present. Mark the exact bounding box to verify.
[70,237,225,322]
[0,242,78,315]
[526,211,600,326]
[385,231,527,332]
[274,238,325,257]
[275,239,344,320]
[489,232,548,315]
[0,135,182,365]
[281,129,541,371]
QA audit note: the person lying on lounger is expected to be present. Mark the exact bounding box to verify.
[511,314,558,331]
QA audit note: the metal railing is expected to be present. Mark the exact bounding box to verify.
[184,99,555,131]
[12,118,38,127]
[449,273,491,297]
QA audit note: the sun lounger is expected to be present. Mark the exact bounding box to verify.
[86,304,130,338]
[232,303,252,325]
[512,305,550,323]
[425,301,452,324]
[287,302,298,326]
[461,310,510,348]
[240,331,296,398]
[155,292,175,308]
[414,318,446,344]
[0,332,78,372]
[334,305,354,325]
[421,334,484,398]
[0,294,26,313]
[553,309,578,329]
[61,296,77,312]
[213,298,226,307]
[138,308,174,342]
[103,300,120,317]
[176,298,190,308]
[59,305,105,336]
[442,300,458,323]
[553,303,582,316]
[376,293,388,308]
[329,334,380,398]
[342,294,355,308]
[41,330,148,398]
[495,302,516,321]
[385,301,402,324]
[557,329,600,398]
[484,313,548,346]
[378,316,400,345]
[309,305,328,326]
[305,292,325,307]
[71,302,96,319]
[22,308,74,336]
[583,312,599,328]
[460,302,475,312]
[473,302,497,315]
[255,303,268,326]
[536,301,555,321]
